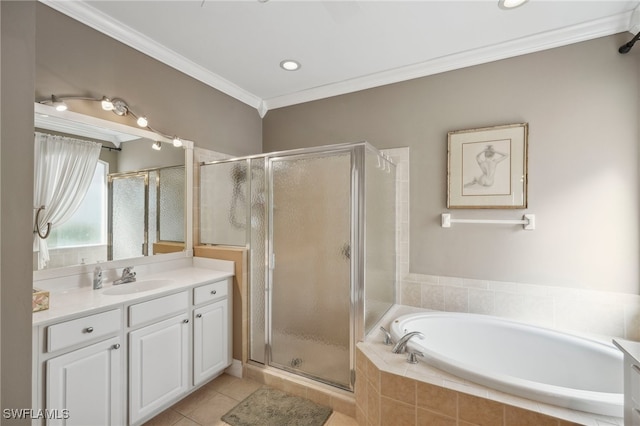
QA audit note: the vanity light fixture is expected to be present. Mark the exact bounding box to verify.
[51,95,68,112]
[38,94,186,150]
[280,59,301,71]
[101,96,114,111]
[498,0,529,9]
[136,116,148,128]
[152,141,162,151]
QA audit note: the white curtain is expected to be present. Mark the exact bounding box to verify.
[33,132,102,269]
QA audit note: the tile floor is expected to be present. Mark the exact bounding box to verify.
[143,373,359,426]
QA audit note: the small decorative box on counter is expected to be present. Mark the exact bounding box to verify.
[32,288,50,312]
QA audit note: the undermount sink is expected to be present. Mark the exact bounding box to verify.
[101,279,175,296]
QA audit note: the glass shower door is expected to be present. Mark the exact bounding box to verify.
[109,173,148,260]
[268,151,353,389]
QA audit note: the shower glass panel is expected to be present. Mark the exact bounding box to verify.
[199,160,248,246]
[158,166,185,242]
[269,152,352,389]
[109,173,148,260]
[248,158,267,364]
[149,170,158,249]
[364,149,396,332]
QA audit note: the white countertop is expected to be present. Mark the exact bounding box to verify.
[33,259,234,327]
[613,338,640,362]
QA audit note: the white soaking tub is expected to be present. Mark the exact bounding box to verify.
[390,312,623,417]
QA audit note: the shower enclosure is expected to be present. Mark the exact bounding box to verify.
[199,142,396,391]
[108,165,184,261]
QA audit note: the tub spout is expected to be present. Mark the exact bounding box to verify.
[391,331,425,354]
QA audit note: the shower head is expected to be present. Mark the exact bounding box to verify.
[619,31,640,54]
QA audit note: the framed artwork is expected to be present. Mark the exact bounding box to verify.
[447,123,528,209]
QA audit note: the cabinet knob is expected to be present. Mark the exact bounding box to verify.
[196,313,203,318]
[84,327,94,333]
[211,290,217,295]
[183,319,189,324]
[112,343,120,350]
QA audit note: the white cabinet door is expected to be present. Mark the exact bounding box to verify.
[46,336,123,426]
[193,300,230,386]
[129,313,189,425]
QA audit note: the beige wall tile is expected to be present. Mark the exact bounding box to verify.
[417,408,457,426]
[505,406,559,426]
[380,396,416,426]
[458,393,504,426]
[380,371,416,405]
[367,382,380,426]
[416,381,457,418]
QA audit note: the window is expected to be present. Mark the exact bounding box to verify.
[48,160,108,248]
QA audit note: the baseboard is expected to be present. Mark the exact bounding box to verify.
[225,358,243,378]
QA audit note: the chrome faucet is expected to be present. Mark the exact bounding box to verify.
[391,331,425,354]
[113,267,136,285]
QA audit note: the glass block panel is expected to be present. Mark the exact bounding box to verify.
[200,161,248,246]
[158,166,185,242]
[269,152,352,389]
[364,151,396,333]
[110,174,146,260]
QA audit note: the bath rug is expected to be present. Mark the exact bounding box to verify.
[221,387,332,426]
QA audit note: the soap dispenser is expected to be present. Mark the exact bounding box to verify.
[93,263,103,290]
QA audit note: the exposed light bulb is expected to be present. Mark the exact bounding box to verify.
[101,97,114,111]
[152,141,162,151]
[137,116,148,127]
[172,137,183,147]
[51,96,67,112]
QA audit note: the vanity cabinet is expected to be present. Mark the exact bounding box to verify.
[614,339,640,425]
[193,301,228,385]
[129,313,190,424]
[36,308,125,426]
[33,276,232,426]
[47,336,123,426]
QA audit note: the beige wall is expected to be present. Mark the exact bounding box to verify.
[264,34,640,295]
[35,4,262,157]
[0,2,263,415]
[1,1,36,420]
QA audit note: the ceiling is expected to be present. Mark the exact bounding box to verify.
[42,0,640,117]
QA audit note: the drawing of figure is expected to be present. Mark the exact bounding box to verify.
[464,144,509,188]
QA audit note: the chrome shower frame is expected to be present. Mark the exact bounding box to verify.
[200,141,396,392]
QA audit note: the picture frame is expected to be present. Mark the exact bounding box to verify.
[447,123,528,209]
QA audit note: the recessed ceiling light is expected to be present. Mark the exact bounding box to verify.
[280,60,301,71]
[498,0,529,10]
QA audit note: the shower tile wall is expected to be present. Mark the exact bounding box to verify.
[383,147,640,342]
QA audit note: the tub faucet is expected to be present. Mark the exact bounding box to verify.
[391,331,425,354]
[113,267,136,285]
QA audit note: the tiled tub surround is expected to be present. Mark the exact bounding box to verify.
[399,274,640,342]
[356,306,623,426]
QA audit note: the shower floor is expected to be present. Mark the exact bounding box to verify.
[270,330,351,389]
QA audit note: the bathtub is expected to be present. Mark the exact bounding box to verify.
[389,312,623,417]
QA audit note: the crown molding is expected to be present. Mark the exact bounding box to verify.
[39,1,635,118]
[262,10,634,113]
[39,0,263,110]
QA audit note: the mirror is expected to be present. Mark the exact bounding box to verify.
[33,103,191,271]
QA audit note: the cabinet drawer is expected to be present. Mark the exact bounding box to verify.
[193,280,228,305]
[129,291,188,327]
[47,309,121,353]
